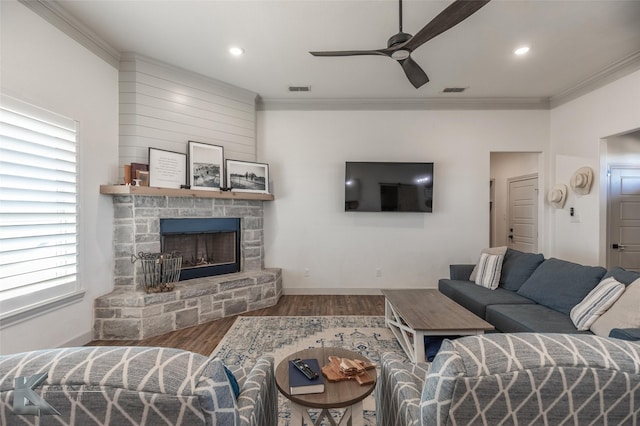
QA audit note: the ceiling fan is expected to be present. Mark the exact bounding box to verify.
[310,0,491,88]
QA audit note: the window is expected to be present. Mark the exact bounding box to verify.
[0,96,83,326]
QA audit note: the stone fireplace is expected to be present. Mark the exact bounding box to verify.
[94,192,282,340]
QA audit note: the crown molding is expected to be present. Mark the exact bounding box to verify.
[18,0,120,68]
[550,50,640,108]
[257,96,550,111]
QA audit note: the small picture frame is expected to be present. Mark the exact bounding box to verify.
[226,159,270,194]
[188,141,224,190]
[148,148,186,189]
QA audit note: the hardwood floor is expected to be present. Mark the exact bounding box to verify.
[88,295,385,356]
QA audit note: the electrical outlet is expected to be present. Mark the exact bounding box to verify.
[375,268,382,278]
[303,268,310,278]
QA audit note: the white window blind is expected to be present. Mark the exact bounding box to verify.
[0,96,82,323]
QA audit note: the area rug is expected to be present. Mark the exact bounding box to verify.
[210,315,406,425]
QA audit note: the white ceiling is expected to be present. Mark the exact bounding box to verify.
[53,0,640,105]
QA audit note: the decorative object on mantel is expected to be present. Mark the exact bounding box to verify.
[548,183,568,208]
[226,159,270,194]
[148,147,187,189]
[129,163,149,185]
[188,141,224,191]
[570,166,594,195]
[131,251,182,293]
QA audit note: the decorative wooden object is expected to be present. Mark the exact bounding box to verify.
[321,356,376,385]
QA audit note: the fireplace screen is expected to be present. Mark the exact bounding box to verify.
[160,217,241,280]
[162,232,236,269]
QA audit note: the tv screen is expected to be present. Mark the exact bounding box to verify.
[345,162,434,212]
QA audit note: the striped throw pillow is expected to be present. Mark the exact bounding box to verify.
[474,253,504,290]
[570,277,626,331]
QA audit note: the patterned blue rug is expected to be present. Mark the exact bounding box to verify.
[211,315,406,425]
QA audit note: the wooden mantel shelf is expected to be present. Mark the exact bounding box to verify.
[100,185,274,201]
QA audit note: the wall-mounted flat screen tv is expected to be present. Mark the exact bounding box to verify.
[345,162,434,212]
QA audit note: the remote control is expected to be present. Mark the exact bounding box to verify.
[291,358,318,380]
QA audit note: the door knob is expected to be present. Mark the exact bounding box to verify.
[612,244,626,251]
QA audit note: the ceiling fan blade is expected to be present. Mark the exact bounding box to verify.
[310,49,387,57]
[399,56,429,88]
[404,0,490,52]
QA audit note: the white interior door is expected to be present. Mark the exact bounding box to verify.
[608,166,640,271]
[507,175,538,252]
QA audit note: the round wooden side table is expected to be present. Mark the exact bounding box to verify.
[275,347,376,426]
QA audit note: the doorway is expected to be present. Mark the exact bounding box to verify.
[507,175,538,252]
[490,152,541,250]
[605,129,640,270]
[608,166,640,271]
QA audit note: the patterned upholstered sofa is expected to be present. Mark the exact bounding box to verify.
[0,346,277,425]
[376,333,640,425]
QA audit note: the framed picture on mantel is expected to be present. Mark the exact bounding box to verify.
[188,141,224,190]
[148,148,186,189]
[226,159,269,194]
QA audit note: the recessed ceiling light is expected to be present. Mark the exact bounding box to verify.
[229,46,244,56]
[514,46,530,56]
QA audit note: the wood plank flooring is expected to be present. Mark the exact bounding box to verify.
[88,295,385,356]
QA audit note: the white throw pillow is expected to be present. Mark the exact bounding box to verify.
[474,252,504,290]
[470,246,507,282]
[590,277,640,337]
[570,277,626,331]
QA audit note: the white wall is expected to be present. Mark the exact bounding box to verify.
[0,1,118,354]
[549,69,640,266]
[607,130,640,165]
[259,109,549,293]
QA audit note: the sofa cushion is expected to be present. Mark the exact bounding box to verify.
[486,304,589,334]
[570,277,625,331]
[474,252,504,289]
[590,278,640,337]
[516,258,606,315]
[601,267,640,285]
[609,328,640,341]
[470,246,507,281]
[438,278,461,300]
[499,249,545,291]
[438,279,535,318]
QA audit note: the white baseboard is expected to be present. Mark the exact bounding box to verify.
[59,331,93,348]
[282,288,383,296]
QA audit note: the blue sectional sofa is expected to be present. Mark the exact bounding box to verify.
[438,248,640,339]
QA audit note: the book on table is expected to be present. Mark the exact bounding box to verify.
[288,358,325,395]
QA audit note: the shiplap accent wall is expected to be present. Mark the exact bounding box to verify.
[118,53,258,172]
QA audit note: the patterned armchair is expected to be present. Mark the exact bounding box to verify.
[377,333,640,425]
[0,346,277,426]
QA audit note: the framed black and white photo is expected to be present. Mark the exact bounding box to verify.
[148,147,186,189]
[226,160,269,194]
[188,141,224,190]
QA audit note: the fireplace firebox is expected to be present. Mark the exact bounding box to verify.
[160,218,241,280]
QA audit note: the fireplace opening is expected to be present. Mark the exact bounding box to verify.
[160,218,240,280]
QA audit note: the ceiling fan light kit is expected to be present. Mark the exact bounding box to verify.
[310,0,491,88]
